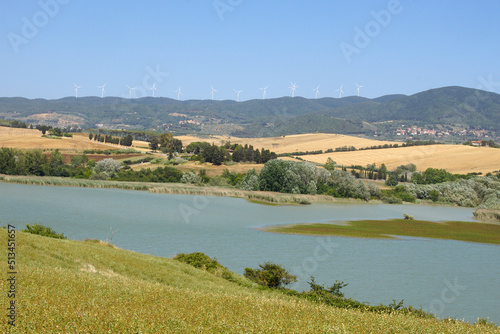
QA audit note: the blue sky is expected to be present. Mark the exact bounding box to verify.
[1,0,499,101]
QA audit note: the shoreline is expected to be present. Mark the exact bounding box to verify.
[0,174,361,205]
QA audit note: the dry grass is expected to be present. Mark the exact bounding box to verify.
[173,161,264,177]
[0,127,118,151]
[177,133,396,154]
[1,230,497,333]
[128,160,264,177]
[300,145,500,174]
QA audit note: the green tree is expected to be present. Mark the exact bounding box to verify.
[51,127,62,137]
[429,189,440,202]
[0,148,18,175]
[46,149,65,176]
[24,149,46,176]
[244,262,297,288]
[172,138,183,153]
[149,136,159,152]
[88,132,93,140]
[159,133,174,151]
[120,134,133,147]
[385,172,399,186]
[324,157,336,171]
[378,163,387,180]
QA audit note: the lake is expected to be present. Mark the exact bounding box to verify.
[1,182,498,324]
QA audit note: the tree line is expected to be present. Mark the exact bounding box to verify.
[89,133,133,146]
[184,141,277,166]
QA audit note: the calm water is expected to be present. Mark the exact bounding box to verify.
[1,182,499,324]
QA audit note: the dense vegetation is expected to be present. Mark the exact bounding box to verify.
[185,141,277,165]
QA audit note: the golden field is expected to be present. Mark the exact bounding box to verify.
[0,127,117,151]
[301,145,500,174]
[177,133,396,154]
[179,133,500,174]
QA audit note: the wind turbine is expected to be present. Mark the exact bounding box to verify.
[234,89,243,102]
[355,83,364,97]
[336,84,344,98]
[259,86,268,99]
[73,83,82,98]
[150,83,158,97]
[126,85,136,99]
[289,82,298,98]
[97,83,107,98]
[174,86,182,101]
[210,84,218,100]
[312,85,320,99]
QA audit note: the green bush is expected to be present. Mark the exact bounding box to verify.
[174,252,219,272]
[382,196,403,204]
[22,224,66,239]
[429,189,440,202]
[244,262,297,288]
[173,252,241,284]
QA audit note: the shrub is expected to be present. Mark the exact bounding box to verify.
[328,170,371,201]
[308,276,347,298]
[244,262,297,288]
[180,171,202,184]
[209,176,230,187]
[93,158,121,179]
[429,189,440,202]
[173,252,239,283]
[22,224,66,239]
[173,252,219,272]
[385,173,399,186]
[382,196,403,204]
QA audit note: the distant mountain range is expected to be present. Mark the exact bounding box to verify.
[0,86,498,138]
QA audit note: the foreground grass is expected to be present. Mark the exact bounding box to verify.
[263,219,500,245]
[1,231,498,333]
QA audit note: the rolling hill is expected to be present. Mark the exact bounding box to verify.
[0,86,499,138]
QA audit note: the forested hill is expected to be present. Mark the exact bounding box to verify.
[0,86,498,137]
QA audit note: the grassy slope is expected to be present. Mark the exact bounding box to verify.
[1,230,498,333]
[262,220,500,245]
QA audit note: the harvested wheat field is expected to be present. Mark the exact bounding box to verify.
[301,145,500,174]
[177,133,396,154]
[0,127,118,151]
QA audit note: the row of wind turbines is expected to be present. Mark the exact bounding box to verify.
[72,82,364,100]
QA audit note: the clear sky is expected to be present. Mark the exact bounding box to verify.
[1,0,499,101]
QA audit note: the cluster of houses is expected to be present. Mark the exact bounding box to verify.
[396,126,496,139]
